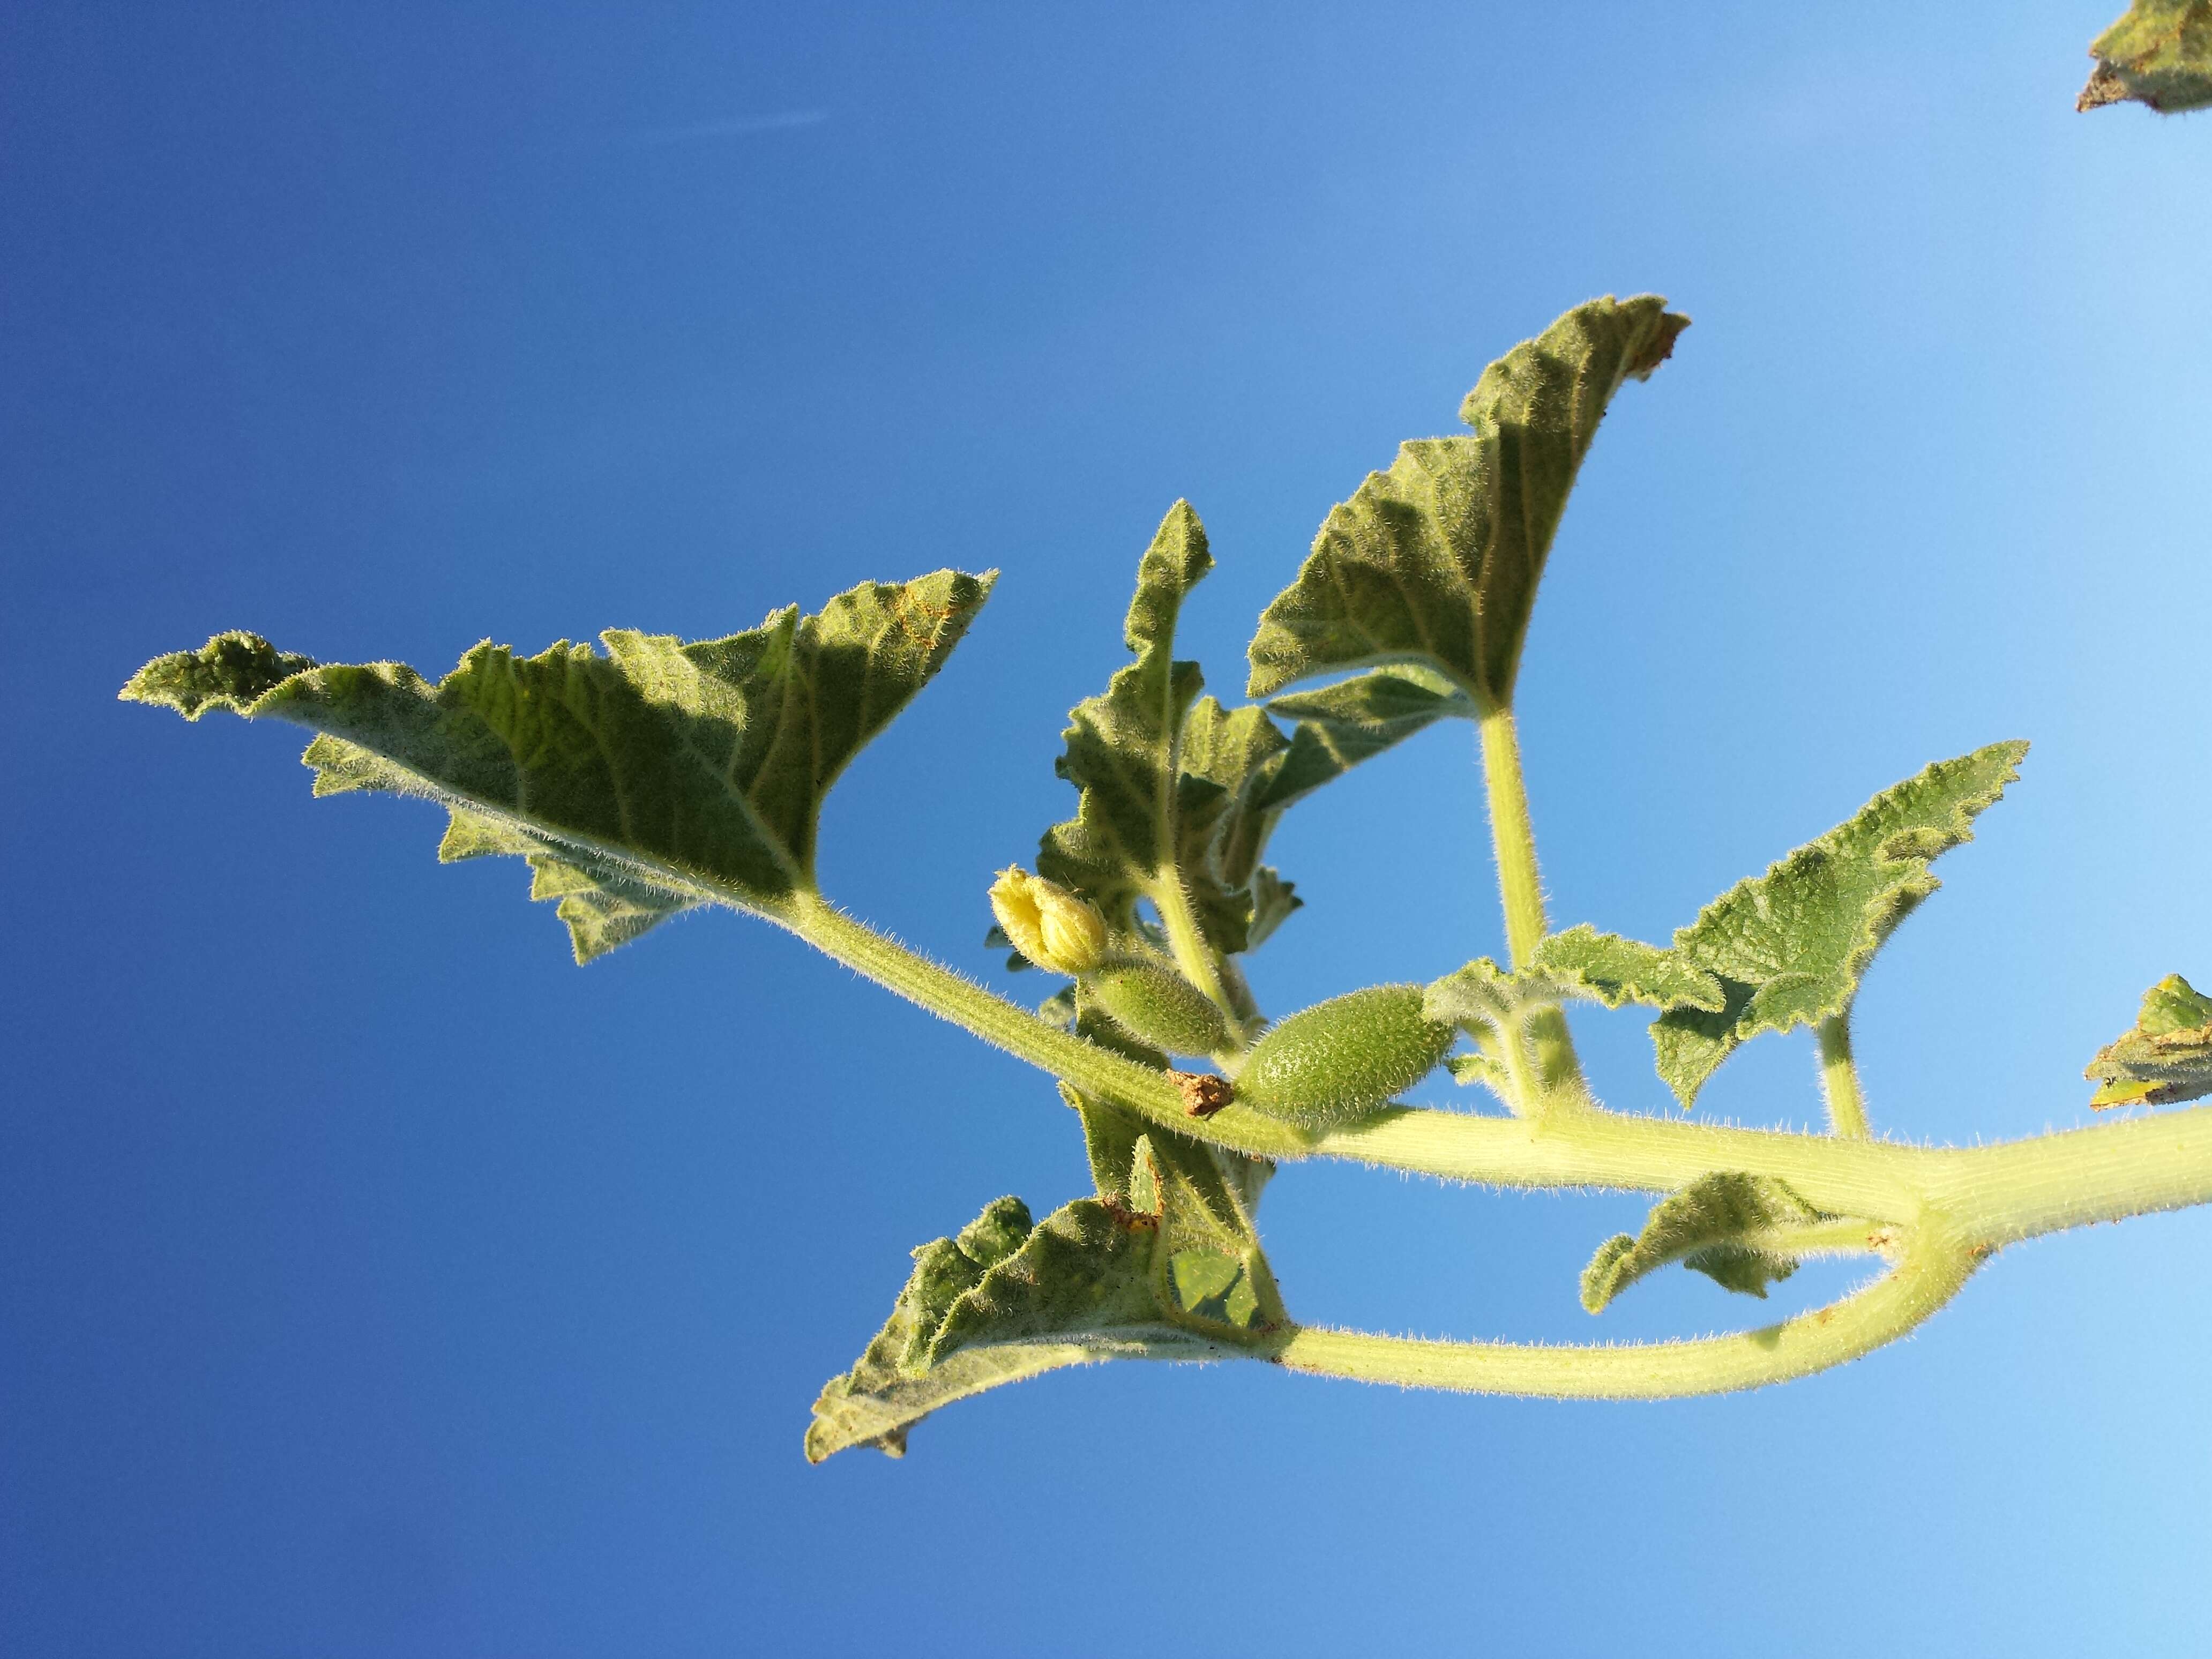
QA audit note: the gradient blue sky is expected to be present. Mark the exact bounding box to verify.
[5,4,2209,1654]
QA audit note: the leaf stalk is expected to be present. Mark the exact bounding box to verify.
[1818,1012,1871,1138]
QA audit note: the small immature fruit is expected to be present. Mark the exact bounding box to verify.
[1237,984,1455,1129]
[989,866,1108,976]
[1085,960,1229,1056]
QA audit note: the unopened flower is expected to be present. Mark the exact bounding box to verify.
[989,867,1107,975]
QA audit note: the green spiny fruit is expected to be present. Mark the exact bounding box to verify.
[1083,960,1229,1057]
[1236,984,1454,1129]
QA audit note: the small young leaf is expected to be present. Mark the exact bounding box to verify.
[1424,935,1722,1038]
[1580,1172,1825,1313]
[122,571,996,960]
[2079,0,2212,114]
[2086,974,2212,1108]
[982,922,1032,974]
[1242,868,1298,950]
[1422,956,1523,1033]
[1528,925,1725,1012]
[1651,741,2028,1108]
[1246,295,1688,708]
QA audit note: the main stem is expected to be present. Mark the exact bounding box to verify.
[1478,706,1581,1095]
[776,891,2212,1237]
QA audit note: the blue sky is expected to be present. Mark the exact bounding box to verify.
[4,4,2209,1653]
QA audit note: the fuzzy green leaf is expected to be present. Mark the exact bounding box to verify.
[2079,0,2212,113]
[1651,742,2028,1108]
[1246,295,1688,708]
[122,572,994,961]
[805,1191,1224,1463]
[1039,503,1213,932]
[1425,932,1721,1036]
[1580,1173,1825,1313]
[2086,974,2212,1108]
[1529,925,1727,1012]
[1423,956,1527,1033]
[1037,505,1453,961]
[1173,694,1296,951]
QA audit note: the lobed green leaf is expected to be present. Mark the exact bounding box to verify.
[1580,1172,1826,1313]
[807,1106,1273,1462]
[804,1193,1216,1462]
[121,571,994,961]
[1246,295,1688,709]
[2085,973,2212,1108]
[1426,931,1723,1036]
[1650,741,2028,1108]
[2079,0,2212,113]
[1035,506,1438,962]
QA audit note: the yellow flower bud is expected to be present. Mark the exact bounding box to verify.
[989,867,1107,975]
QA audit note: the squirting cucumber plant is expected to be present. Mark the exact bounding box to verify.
[121,294,2212,1463]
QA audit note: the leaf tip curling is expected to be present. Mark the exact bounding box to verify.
[120,632,318,719]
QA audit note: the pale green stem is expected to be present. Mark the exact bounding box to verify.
[1477,708,1582,1100]
[1273,1220,1977,1399]
[777,892,2212,1243]
[775,891,1295,1137]
[1478,707,1551,969]
[1818,1012,1870,1139]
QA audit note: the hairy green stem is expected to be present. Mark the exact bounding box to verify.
[784,894,1308,1156]
[779,894,2212,1250]
[1477,708,1581,1096]
[1272,1221,1977,1399]
[1478,708,1550,968]
[1818,1013,1870,1139]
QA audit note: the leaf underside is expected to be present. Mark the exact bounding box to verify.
[808,1095,1274,1461]
[121,571,995,961]
[2079,0,2212,113]
[1581,1172,1826,1313]
[1649,741,2028,1108]
[2086,973,2212,1108]
[1245,294,1689,709]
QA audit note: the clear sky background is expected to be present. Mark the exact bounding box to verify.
[4,3,2209,1653]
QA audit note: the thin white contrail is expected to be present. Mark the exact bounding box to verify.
[623,109,830,146]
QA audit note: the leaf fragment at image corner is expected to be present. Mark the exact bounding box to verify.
[2079,0,2212,113]
[2085,974,2212,1108]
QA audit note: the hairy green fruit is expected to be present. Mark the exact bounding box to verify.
[1084,961,1229,1057]
[1236,985,1455,1127]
